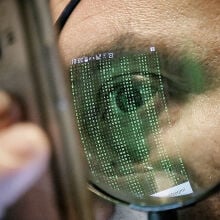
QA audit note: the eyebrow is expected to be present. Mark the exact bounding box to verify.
[73,33,202,76]
[72,33,199,79]
[74,32,218,70]
[72,32,219,90]
[79,33,167,58]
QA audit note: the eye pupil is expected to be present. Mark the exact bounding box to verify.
[115,86,143,112]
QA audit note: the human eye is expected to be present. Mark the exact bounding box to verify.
[96,73,161,119]
[95,52,206,124]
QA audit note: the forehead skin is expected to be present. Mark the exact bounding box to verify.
[51,0,220,219]
[58,0,219,72]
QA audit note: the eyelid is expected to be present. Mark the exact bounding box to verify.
[97,72,160,93]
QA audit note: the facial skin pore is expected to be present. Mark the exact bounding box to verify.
[51,0,220,219]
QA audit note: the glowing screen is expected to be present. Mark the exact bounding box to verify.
[69,47,202,204]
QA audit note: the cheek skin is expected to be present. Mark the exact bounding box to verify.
[159,90,220,187]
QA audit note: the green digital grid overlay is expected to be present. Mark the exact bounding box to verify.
[70,48,189,200]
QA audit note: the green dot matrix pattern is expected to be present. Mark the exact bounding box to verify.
[70,49,189,202]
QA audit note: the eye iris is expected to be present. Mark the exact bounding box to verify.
[115,86,143,112]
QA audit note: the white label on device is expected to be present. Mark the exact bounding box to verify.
[151,181,193,198]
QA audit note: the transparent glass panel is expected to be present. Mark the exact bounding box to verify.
[70,47,219,206]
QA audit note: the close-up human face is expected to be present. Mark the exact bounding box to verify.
[52,0,219,216]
